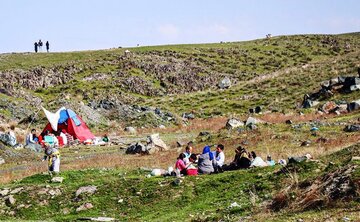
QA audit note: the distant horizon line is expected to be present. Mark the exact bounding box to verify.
[1,31,359,55]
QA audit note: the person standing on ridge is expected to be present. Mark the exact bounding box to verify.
[34,42,38,53]
[38,39,43,51]
[46,41,50,52]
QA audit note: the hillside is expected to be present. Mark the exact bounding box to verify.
[0,33,360,221]
[0,33,360,129]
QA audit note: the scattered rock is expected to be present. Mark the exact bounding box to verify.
[245,117,262,126]
[10,187,23,194]
[158,125,166,129]
[0,189,10,196]
[344,124,360,132]
[79,217,116,221]
[48,189,62,196]
[347,99,360,112]
[176,140,187,147]
[39,200,49,206]
[124,126,137,134]
[351,156,360,161]
[225,118,244,130]
[255,106,262,113]
[301,140,311,147]
[229,202,240,208]
[218,77,231,89]
[182,113,195,119]
[0,157,5,165]
[51,177,64,183]
[285,120,293,125]
[199,131,210,136]
[172,178,183,186]
[76,185,97,197]
[5,195,16,206]
[126,142,147,154]
[62,208,70,215]
[76,202,94,212]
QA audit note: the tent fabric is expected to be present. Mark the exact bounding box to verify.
[42,107,95,142]
[42,107,65,131]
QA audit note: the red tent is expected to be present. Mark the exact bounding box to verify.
[42,107,95,142]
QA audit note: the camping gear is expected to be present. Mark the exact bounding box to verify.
[42,107,95,143]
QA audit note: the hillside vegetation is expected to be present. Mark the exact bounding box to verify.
[0,143,359,221]
[0,33,360,128]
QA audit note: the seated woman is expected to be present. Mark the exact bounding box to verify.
[186,154,198,176]
[223,146,251,171]
[197,146,215,174]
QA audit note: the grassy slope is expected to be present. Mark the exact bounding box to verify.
[0,143,359,221]
[1,33,360,122]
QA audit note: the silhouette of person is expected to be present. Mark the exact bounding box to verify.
[38,39,43,51]
[34,42,38,53]
[46,41,50,52]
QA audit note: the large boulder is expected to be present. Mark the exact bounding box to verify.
[218,77,231,89]
[148,134,168,151]
[225,118,244,130]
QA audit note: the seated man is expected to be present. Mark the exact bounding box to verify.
[213,144,225,173]
[25,129,42,152]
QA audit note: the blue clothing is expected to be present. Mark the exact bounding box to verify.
[202,146,214,160]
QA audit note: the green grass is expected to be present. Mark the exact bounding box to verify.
[1,143,359,221]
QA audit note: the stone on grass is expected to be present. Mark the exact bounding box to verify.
[148,134,168,151]
[51,177,64,183]
[10,187,23,194]
[76,185,97,197]
[218,77,231,89]
[0,189,10,196]
[124,127,137,134]
[76,202,93,212]
[225,118,244,130]
[0,157,5,165]
[285,120,293,125]
[79,217,115,221]
[5,195,16,206]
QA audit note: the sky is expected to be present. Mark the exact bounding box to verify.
[0,0,359,53]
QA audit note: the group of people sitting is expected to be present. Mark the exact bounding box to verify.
[172,142,280,177]
[25,128,74,152]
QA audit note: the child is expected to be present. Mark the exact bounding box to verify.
[175,153,187,176]
[186,154,198,176]
[43,145,60,176]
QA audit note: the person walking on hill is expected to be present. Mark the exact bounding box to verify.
[46,41,50,52]
[38,39,43,51]
[34,42,38,53]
